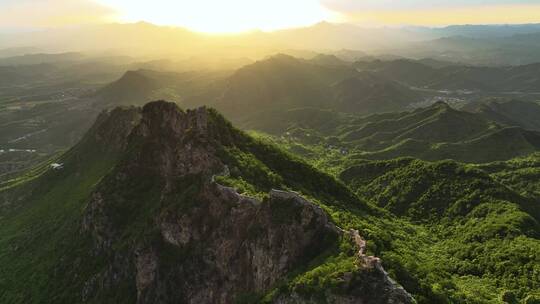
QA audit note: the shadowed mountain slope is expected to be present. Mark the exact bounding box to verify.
[2,100,539,303]
[356,59,540,92]
[95,55,426,123]
[465,99,540,131]
[0,101,414,304]
[267,102,540,163]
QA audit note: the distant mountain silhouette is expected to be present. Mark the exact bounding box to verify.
[356,59,540,92]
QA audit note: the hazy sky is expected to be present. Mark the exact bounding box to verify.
[1,0,539,33]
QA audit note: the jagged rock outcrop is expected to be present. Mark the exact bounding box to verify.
[80,101,414,304]
[136,184,340,304]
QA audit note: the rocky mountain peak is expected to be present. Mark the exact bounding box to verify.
[138,101,210,138]
[120,101,237,180]
[76,100,415,304]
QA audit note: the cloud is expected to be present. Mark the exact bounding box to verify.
[321,0,539,11]
[0,0,117,28]
[1,0,538,30]
[321,0,540,25]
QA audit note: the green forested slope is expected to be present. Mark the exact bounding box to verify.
[258,102,540,164]
[1,101,539,303]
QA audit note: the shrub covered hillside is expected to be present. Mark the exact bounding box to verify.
[255,131,540,303]
[0,101,413,304]
[254,101,540,165]
[337,157,539,303]
[1,101,539,303]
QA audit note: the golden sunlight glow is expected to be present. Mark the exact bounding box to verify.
[96,0,334,33]
[0,0,116,28]
[339,4,540,26]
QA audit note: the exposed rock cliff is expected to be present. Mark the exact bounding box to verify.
[79,101,414,303]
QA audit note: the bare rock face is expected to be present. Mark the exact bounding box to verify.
[80,101,414,304]
[132,184,340,304]
[135,248,158,300]
[126,101,224,179]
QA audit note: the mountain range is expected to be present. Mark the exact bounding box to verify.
[355,59,540,92]
[1,101,538,303]
[97,54,427,119]
[0,101,414,303]
[5,52,540,183]
[264,101,540,164]
[2,16,540,304]
[4,22,540,65]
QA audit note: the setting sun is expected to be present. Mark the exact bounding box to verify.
[3,0,540,303]
[96,0,334,33]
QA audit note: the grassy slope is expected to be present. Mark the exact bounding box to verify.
[255,131,540,303]
[0,107,140,303]
[0,143,120,303]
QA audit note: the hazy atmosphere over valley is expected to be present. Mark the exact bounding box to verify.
[1,1,540,304]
